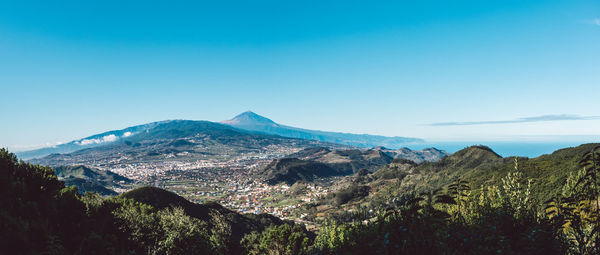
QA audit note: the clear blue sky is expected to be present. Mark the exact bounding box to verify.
[1,0,599,150]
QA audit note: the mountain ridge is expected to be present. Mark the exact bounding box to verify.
[18,111,424,160]
[16,120,171,160]
[54,165,133,195]
[257,147,394,185]
[221,111,424,149]
[29,119,337,175]
[336,143,600,213]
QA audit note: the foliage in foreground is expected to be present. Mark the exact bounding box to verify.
[245,153,600,255]
[4,146,600,254]
[0,148,228,254]
[307,159,562,254]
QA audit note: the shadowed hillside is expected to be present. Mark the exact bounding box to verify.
[362,143,600,209]
[55,165,132,195]
[259,158,341,185]
[258,147,394,185]
[121,186,290,254]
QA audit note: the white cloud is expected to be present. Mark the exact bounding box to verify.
[429,114,600,126]
[78,134,119,145]
[50,141,64,147]
[103,134,118,142]
[9,141,64,151]
[123,131,133,137]
[78,139,97,145]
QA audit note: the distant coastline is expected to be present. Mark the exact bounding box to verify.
[409,140,600,158]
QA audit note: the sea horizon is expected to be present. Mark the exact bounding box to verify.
[408,139,600,158]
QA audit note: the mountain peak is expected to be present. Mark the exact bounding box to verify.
[239,111,262,118]
[221,111,279,127]
[222,111,423,148]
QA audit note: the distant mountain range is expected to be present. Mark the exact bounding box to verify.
[17,111,425,160]
[221,111,423,149]
[29,120,333,167]
[315,143,600,213]
[17,121,170,160]
[256,145,450,185]
[374,146,448,163]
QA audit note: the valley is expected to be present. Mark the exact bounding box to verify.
[18,112,448,225]
[14,112,599,254]
[4,2,598,253]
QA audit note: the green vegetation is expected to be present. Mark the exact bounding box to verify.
[259,147,394,185]
[54,165,133,195]
[4,143,600,254]
[0,148,293,254]
[260,158,339,185]
[242,224,312,255]
[365,144,600,210]
[331,184,370,206]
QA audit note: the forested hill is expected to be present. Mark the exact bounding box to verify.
[257,147,394,185]
[393,143,600,203]
[54,165,132,195]
[0,149,304,254]
[4,143,600,254]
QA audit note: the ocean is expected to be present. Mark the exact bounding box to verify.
[406,140,600,158]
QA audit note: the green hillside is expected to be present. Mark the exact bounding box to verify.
[259,148,394,185]
[390,143,599,203]
[55,165,132,184]
[0,149,306,254]
[4,143,600,254]
[259,158,341,185]
[299,144,599,223]
[54,165,132,195]
[121,186,293,254]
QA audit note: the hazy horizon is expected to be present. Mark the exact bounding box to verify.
[8,110,600,158]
